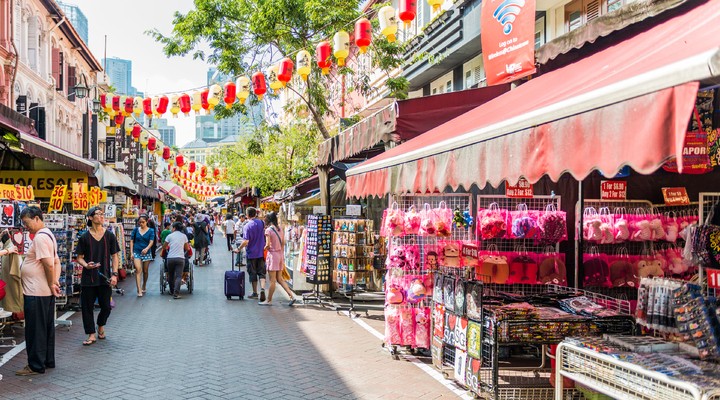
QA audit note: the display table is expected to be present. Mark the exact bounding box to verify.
[555,341,720,400]
[0,310,15,347]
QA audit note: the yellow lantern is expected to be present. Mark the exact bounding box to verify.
[378,6,398,43]
[266,65,282,91]
[151,97,160,116]
[140,130,149,148]
[133,96,143,117]
[296,50,311,81]
[191,91,203,114]
[428,0,442,12]
[124,116,134,135]
[119,96,128,116]
[333,31,350,67]
[236,76,251,105]
[207,84,222,109]
[170,94,180,118]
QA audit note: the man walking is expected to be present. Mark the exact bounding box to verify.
[76,206,120,346]
[237,207,266,302]
[224,213,235,251]
[234,214,246,267]
[16,206,61,376]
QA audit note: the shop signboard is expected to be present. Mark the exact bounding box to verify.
[346,204,362,216]
[481,0,536,85]
[505,178,533,198]
[0,184,34,201]
[44,214,66,229]
[0,171,88,198]
[707,268,720,289]
[48,185,67,213]
[312,206,326,215]
[661,187,690,206]
[600,180,627,200]
[105,137,116,163]
[114,193,127,204]
[72,182,89,211]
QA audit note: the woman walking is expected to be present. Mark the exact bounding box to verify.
[163,222,191,299]
[130,215,155,297]
[259,212,299,306]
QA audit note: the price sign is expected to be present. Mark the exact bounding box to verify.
[312,206,326,215]
[88,186,101,208]
[0,184,34,201]
[48,185,67,213]
[600,180,627,200]
[346,205,362,216]
[505,178,533,198]
[99,190,108,203]
[105,204,117,219]
[72,182,89,211]
[707,268,720,289]
[662,187,690,206]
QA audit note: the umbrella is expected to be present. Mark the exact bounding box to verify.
[157,180,189,202]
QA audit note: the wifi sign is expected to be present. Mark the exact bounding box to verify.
[493,0,526,35]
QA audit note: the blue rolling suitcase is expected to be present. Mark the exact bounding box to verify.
[224,264,245,300]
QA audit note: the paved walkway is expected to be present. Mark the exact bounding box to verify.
[0,230,463,399]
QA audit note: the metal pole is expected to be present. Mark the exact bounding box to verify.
[575,179,584,289]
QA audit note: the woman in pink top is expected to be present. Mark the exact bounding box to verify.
[261,212,298,306]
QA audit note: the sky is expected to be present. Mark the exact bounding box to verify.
[69,0,209,147]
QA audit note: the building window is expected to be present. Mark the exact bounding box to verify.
[534,17,545,49]
[607,0,623,13]
[445,80,452,93]
[465,71,473,89]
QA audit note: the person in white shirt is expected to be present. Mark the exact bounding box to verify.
[224,214,235,251]
[234,214,246,266]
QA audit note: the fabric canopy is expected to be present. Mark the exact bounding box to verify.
[93,162,137,191]
[20,133,95,175]
[346,1,719,198]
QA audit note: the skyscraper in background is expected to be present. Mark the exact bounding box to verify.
[155,118,176,147]
[102,57,140,96]
[58,2,89,45]
[195,67,263,141]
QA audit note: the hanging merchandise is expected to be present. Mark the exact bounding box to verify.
[508,204,540,240]
[477,203,508,240]
[296,50,311,81]
[252,72,267,100]
[0,202,15,227]
[398,0,417,27]
[277,58,294,87]
[333,31,350,67]
[354,18,372,54]
[223,82,236,108]
[316,41,333,75]
[208,84,223,109]
[236,76,251,104]
[378,6,398,42]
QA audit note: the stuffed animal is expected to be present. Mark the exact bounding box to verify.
[614,218,630,241]
[632,219,652,241]
[479,215,506,239]
[512,215,539,239]
[586,220,603,242]
[442,242,461,267]
[477,255,509,284]
[386,210,405,236]
[436,219,452,237]
[386,284,405,304]
[665,220,679,242]
[384,307,402,345]
[414,308,431,349]
[650,218,665,241]
[507,254,539,284]
[406,278,426,303]
[453,208,466,229]
[387,246,407,269]
[636,258,665,278]
[463,211,474,228]
[600,223,615,244]
[420,218,437,236]
[609,259,636,287]
[404,206,422,235]
[538,256,566,285]
[583,258,611,287]
[400,308,415,346]
[666,252,689,275]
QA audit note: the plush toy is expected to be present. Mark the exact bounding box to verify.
[507,254,539,284]
[384,307,402,345]
[387,246,407,269]
[400,308,415,346]
[585,220,603,242]
[650,218,665,241]
[600,223,615,244]
[632,219,652,241]
[386,284,405,304]
[614,218,630,241]
[414,308,431,349]
[539,212,567,243]
[637,259,665,278]
[479,215,507,239]
[665,220,679,242]
[404,206,421,235]
[512,216,539,239]
[436,219,452,237]
[406,278,427,303]
[463,211,474,228]
[609,258,636,287]
[583,257,611,287]
[420,218,437,236]
[442,242,461,267]
[538,256,567,285]
[477,255,509,284]
[666,252,689,275]
[453,208,466,229]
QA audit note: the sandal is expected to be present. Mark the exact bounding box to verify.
[83,338,96,346]
[97,330,106,340]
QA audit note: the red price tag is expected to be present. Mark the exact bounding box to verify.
[707,268,720,289]
[505,178,533,198]
[600,180,627,200]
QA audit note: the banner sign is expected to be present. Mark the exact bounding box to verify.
[72,182,89,211]
[0,171,88,198]
[505,178,533,198]
[707,268,720,289]
[0,184,34,201]
[89,186,101,208]
[662,187,690,206]
[601,180,627,200]
[105,137,116,163]
[481,0,537,85]
[48,185,67,213]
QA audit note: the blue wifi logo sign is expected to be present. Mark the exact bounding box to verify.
[493,0,526,35]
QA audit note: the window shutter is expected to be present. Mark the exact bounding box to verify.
[67,66,76,102]
[58,52,64,91]
[585,0,601,22]
[27,20,37,71]
[474,65,485,88]
[13,2,21,51]
[51,47,60,89]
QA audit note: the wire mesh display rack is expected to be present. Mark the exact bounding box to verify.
[477,284,635,400]
[699,192,720,297]
[555,342,719,400]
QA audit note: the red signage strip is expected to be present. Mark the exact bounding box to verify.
[600,180,627,200]
[661,187,690,206]
[481,0,537,86]
[505,178,533,198]
[707,268,720,289]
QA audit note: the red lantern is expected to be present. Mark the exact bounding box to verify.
[147,136,157,151]
[213,168,220,177]
[188,161,196,174]
[223,82,236,108]
[201,89,210,111]
[355,18,372,54]
[252,72,267,100]
[176,154,185,168]
[100,93,108,109]
[316,41,332,75]
[162,146,171,160]
[398,0,417,26]
[114,113,124,126]
[124,97,134,115]
[179,93,191,116]
[131,124,141,142]
[143,97,153,117]
[278,58,294,87]
[157,95,169,115]
[112,95,121,113]
[200,166,207,178]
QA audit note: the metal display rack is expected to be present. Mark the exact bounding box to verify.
[699,192,720,296]
[555,342,720,400]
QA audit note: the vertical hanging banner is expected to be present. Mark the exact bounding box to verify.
[88,186,101,208]
[48,185,67,213]
[481,0,536,85]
